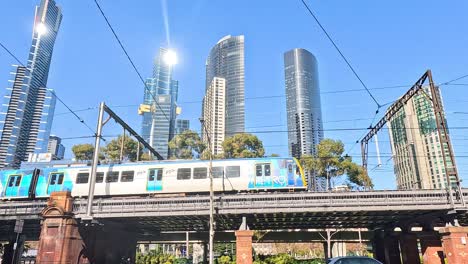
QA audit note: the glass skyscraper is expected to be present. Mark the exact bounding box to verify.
[140,48,178,159]
[284,48,323,190]
[175,119,190,135]
[204,35,245,138]
[0,0,62,168]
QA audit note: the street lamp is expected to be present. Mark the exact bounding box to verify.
[199,117,214,264]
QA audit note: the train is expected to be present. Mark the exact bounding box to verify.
[0,157,307,199]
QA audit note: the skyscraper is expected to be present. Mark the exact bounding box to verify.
[175,119,190,135]
[284,48,323,191]
[139,48,178,159]
[204,35,245,138]
[0,0,62,168]
[47,135,65,160]
[284,48,323,158]
[387,86,455,190]
[202,77,226,156]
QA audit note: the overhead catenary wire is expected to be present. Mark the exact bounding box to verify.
[0,40,97,136]
[92,0,170,122]
[299,0,381,108]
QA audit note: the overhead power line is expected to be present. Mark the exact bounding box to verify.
[300,0,381,108]
[0,40,96,135]
[92,0,170,122]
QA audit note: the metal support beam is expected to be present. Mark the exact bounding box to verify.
[361,70,429,169]
[103,104,163,160]
[360,70,464,206]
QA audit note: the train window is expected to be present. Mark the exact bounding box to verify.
[212,167,224,178]
[288,164,293,173]
[157,170,163,181]
[255,165,262,176]
[193,168,207,179]
[106,171,119,183]
[50,173,64,185]
[121,171,134,182]
[264,164,271,176]
[76,173,89,184]
[7,175,21,187]
[177,168,191,180]
[226,166,240,178]
[96,172,104,183]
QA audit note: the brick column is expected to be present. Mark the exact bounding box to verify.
[439,226,468,264]
[235,230,254,264]
[420,233,443,264]
[384,232,401,264]
[399,233,419,264]
[36,191,89,264]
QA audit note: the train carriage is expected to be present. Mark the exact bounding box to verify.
[0,157,306,199]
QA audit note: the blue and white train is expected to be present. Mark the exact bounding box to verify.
[0,157,306,199]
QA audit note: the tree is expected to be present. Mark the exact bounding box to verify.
[71,144,94,161]
[222,133,265,158]
[168,130,206,159]
[270,153,280,157]
[102,134,141,162]
[300,139,373,190]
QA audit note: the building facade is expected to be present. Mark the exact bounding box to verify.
[202,77,226,156]
[204,35,245,138]
[387,86,455,189]
[175,119,190,135]
[0,0,62,168]
[47,135,65,160]
[284,48,324,191]
[139,48,178,159]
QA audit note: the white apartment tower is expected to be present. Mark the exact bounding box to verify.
[202,77,226,156]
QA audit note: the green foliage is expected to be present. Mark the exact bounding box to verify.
[222,133,265,158]
[270,153,280,157]
[168,130,206,159]
[300,139,373,189]
[102,134,141,162]
[136,250,178,264]
[217,255,236,264]
[71,143,94,161]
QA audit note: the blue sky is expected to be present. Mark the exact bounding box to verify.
[1,1,467,189]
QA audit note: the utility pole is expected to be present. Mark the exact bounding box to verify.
[200,118,214,264]
[85,102,105,219]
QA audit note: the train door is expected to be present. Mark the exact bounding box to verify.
[47,172,64,195]
[147,168,163,191]
[287,161,296,186]
[4,174,22,197]
[254,163,272,188]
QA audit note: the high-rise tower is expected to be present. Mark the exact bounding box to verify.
[284,48,323,158]
[387,86,455,190]
[202,77,226,156]
[204,35,245,138]
[0,0,62,168]
[139,48,178,159]
[284,49,323,191]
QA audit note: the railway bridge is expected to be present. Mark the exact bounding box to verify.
[0,189,467,263]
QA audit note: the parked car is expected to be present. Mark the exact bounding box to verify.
[327,256,383,264]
